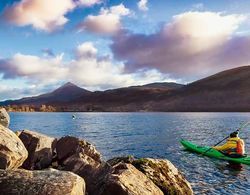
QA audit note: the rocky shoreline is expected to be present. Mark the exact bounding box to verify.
[0,108,193,195]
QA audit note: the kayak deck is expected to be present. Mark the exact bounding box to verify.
[180,140,250,165]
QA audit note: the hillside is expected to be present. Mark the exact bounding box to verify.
[1,66,250,111]
[0,82,183,111]
[0,82,91,106]
[151,66,250,111]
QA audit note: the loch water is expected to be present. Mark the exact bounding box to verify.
[9,112,250,194]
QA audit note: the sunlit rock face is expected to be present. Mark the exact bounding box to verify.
[0,108,10,127]
[107,156,193,195]
[94,163,164,195]
[18,130,57,170]
[0,125,28,170]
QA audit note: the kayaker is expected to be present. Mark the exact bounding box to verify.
[213,131,245,158]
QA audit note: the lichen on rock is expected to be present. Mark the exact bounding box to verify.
[107,156,193,195]
[132,158,193,195]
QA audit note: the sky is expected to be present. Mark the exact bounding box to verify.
[1,0,250,100]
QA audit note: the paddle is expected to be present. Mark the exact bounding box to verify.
[202,121,250,155]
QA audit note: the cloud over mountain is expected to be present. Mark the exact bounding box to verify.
[111,11,249,80]
[0,42,171,99]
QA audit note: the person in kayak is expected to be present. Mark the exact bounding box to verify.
[213,131,245,158]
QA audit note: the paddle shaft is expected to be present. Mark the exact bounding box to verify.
[202,121,250,155]
[211,136,229,147]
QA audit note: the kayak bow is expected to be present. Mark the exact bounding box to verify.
[180,140,250,165]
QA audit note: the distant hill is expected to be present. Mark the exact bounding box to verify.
[130,82,184,90]
[2,66,250,111]
[0,82,91,106]
[0,81,183,111]
[150,66,250,111]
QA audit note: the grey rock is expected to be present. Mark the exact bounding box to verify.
[56,136,101,194]
[0,125,28,169]
[96,162,164,195]
[132,158,193,195]
[18,130,57,170]
[0,168,85,195]
[107,157,193,195]
[0,108,10,127]
[56,136,101,163]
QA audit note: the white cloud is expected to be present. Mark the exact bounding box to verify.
[78,4,130,35]
[77,0,101,7]
[4,0,101,32]
[75,42,98,58]
[0,53,67,84]
[79,14,121,35]
[109,4,130,16]
[111,12,249,80]
[163,12,246,52]
[137,0,148,11]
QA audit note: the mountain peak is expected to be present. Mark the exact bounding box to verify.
[55,82,83,91]
[54,82,90,94]
[61,82,77,88]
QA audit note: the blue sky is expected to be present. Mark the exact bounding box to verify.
[0,0,250,100]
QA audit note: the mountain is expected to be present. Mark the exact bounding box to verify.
[1,66,250,112]
[0,82,91,106]
[56,82,184,111]
[150,66,250,111]
[0,82,182,111]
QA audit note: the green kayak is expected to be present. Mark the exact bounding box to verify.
[180,140,250,165]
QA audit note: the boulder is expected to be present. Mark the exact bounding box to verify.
[62,152,100,174]
[61,152,101,192]
[56,136,102,194]
[0,125,28,169]
[107,157,193,195]
[18,130,57,170]
[56,136,101,163]
[96,163,164,195]
[132,158,193,195]
[0,108,10,127]
[0,168,85,195]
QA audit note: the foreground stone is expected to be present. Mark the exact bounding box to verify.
[0,108,10,127]
[18,130,56,170]
[0,125,28,169]
[56,136,102,194]
[133,158,193,195]
[56,136,101,163]
[96,163,163,195]
[108,157,193,195]
[0,168,85,195]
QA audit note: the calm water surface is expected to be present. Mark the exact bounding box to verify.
[9,112,250,194]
